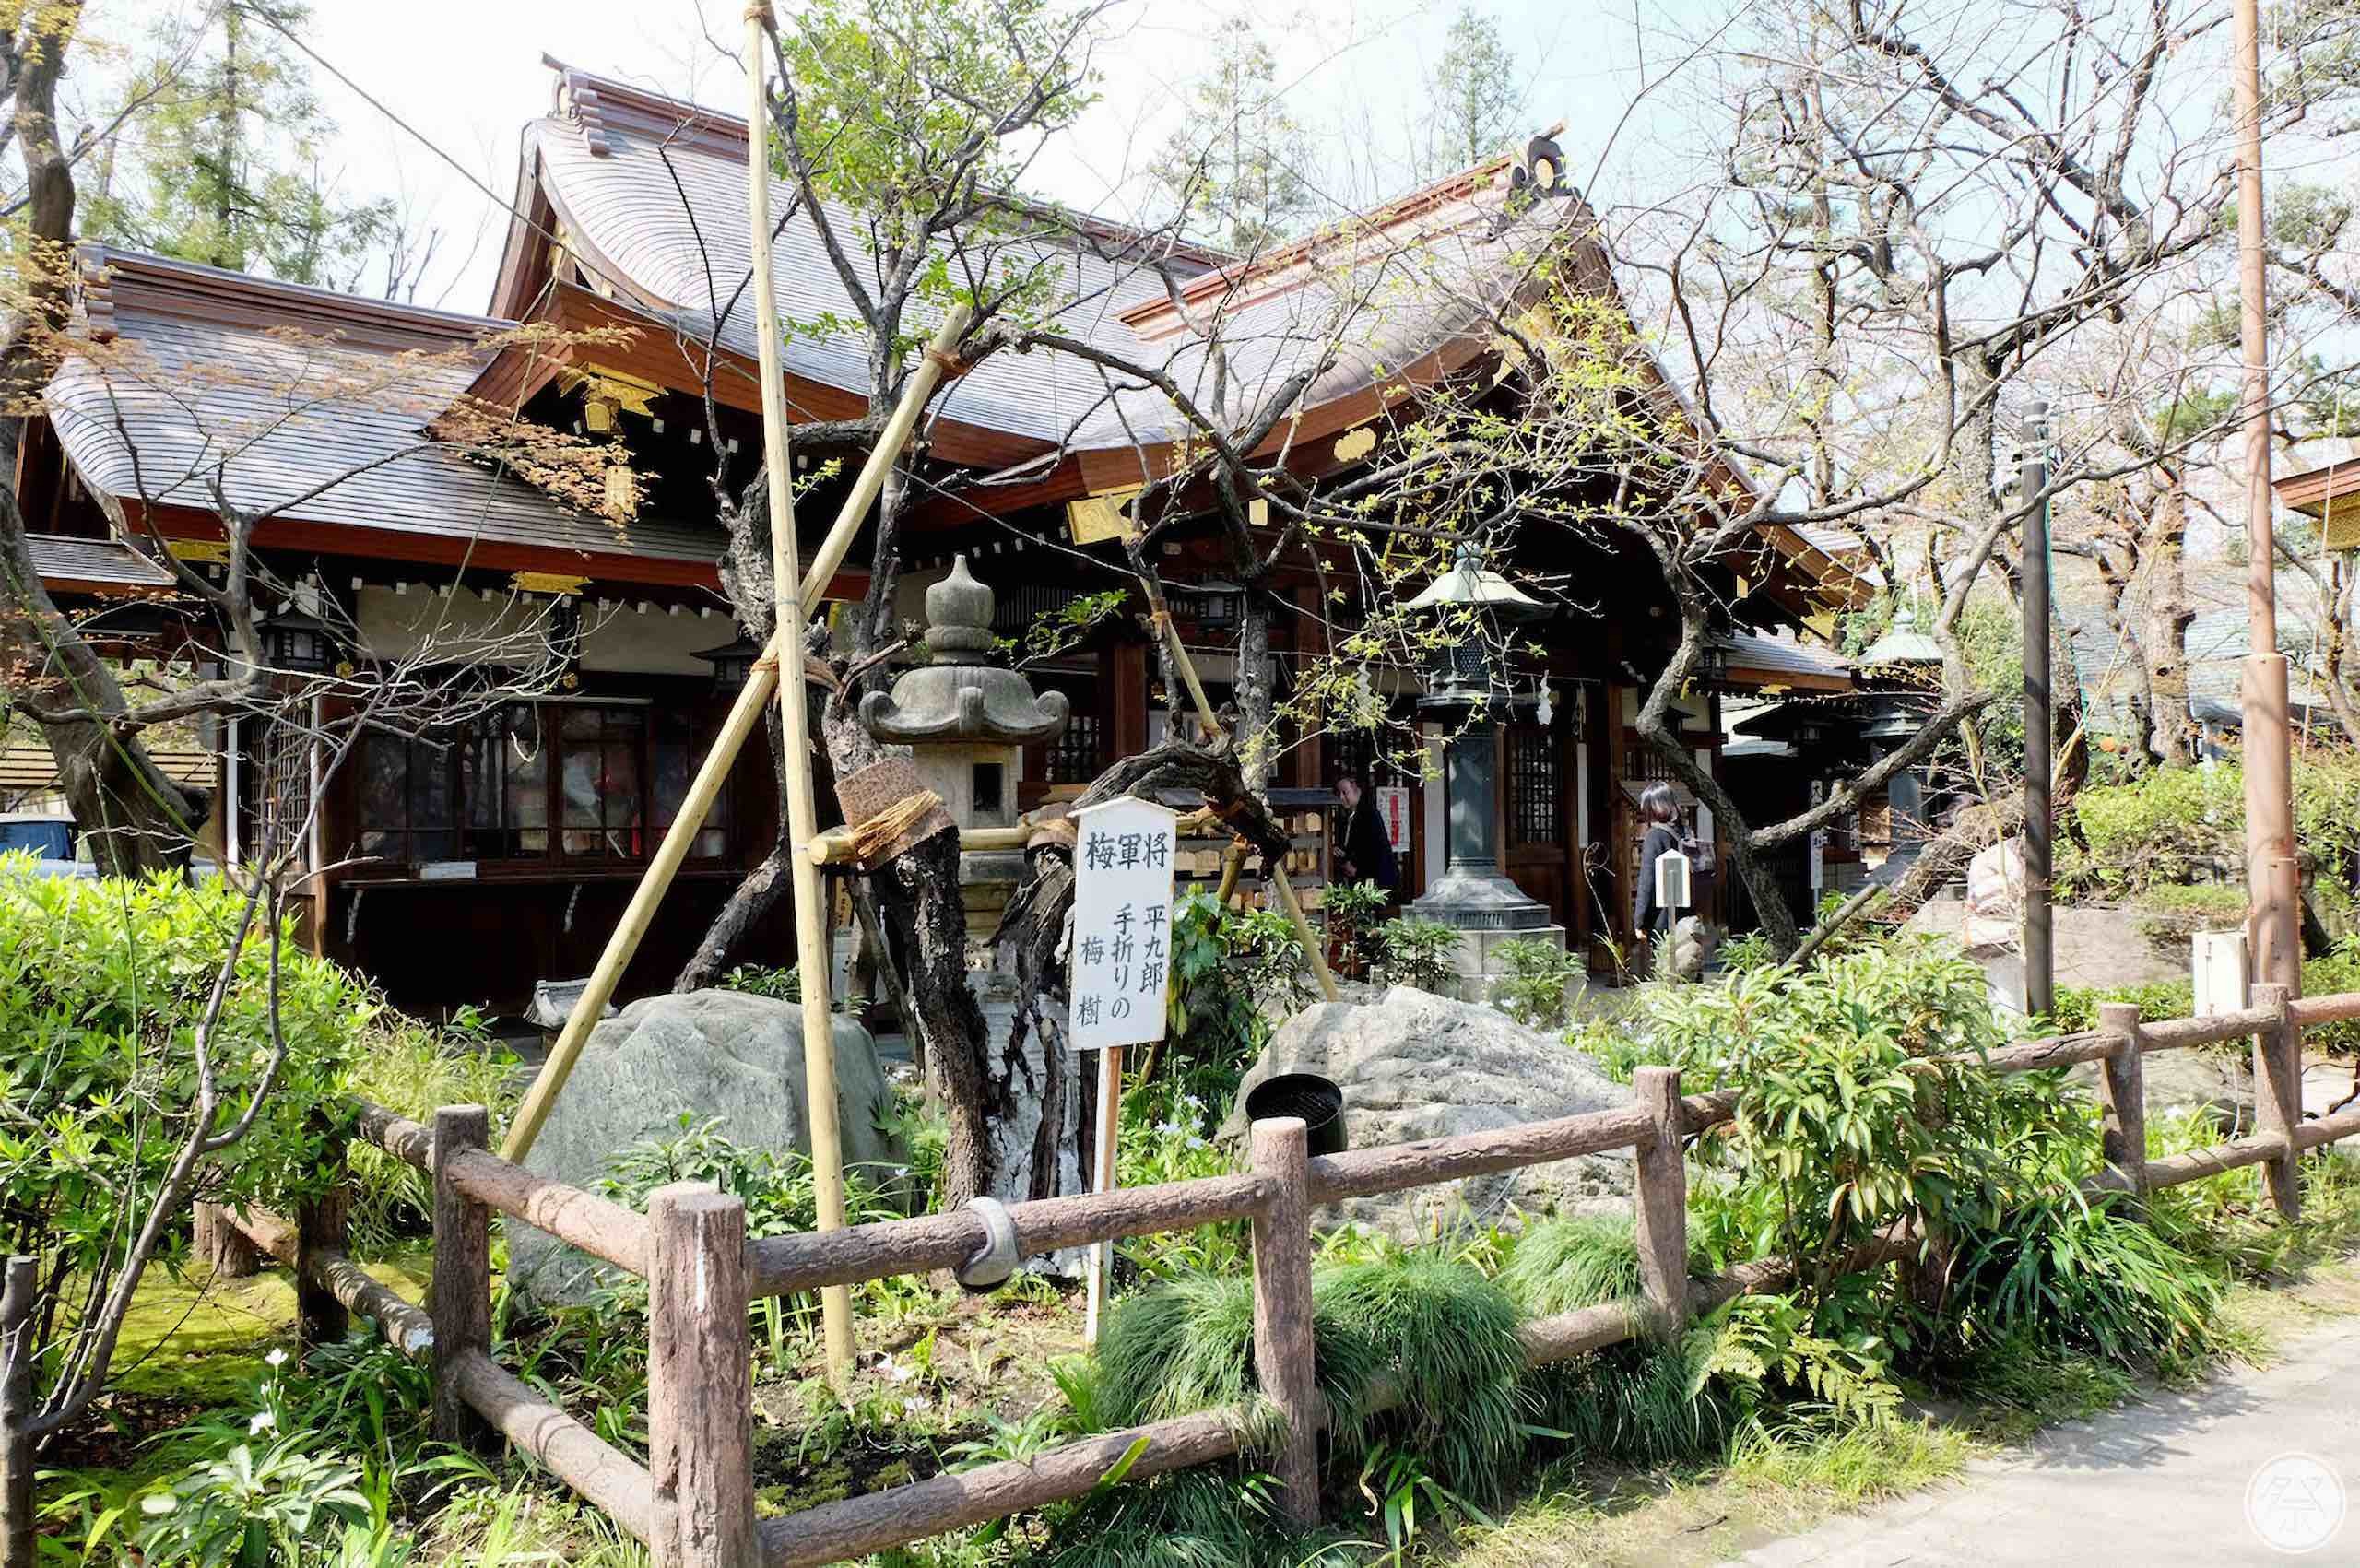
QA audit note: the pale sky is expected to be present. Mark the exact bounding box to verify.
[266,0,1698,313]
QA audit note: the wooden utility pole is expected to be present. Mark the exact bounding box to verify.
[746,2,855,1381]
[2022,402,2055,1020]
[2234,0,2301,994]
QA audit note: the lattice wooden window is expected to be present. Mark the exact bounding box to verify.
[1044,710,1104,785]
[1507,726,1562,844]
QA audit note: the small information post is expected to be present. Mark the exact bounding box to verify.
[1068,796,1179,1341]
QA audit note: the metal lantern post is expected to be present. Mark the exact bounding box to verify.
[2021,403,2056,1020]
[1402,546,1552,934]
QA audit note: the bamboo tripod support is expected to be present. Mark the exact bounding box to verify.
[497,325,974,1166]
[746,9,855,1382]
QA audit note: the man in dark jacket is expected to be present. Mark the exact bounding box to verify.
[1335,772,1399,898]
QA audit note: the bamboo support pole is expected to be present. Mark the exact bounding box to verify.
[496,323,973,1168]
[746,6,854,1380]
[1144,591,1339,1003]
[432,1106,495,1453]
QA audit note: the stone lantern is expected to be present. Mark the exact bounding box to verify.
[1858,607,1944,879]
[1400,545,1570,996]
[859,555,1069,920]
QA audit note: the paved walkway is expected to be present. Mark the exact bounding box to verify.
[1731,1319,2360,1565]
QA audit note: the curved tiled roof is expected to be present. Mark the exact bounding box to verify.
[522,65,1587,454]
[48,247,726,581]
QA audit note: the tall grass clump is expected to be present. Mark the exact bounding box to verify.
[1316,1252,1528,1498]
[1094,1254,1528,1500]
[1500,1214,1644,1315]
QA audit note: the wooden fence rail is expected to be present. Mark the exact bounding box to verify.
[148,984,2360,1568]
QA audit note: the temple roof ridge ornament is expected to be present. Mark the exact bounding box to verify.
[858,555,1071,746]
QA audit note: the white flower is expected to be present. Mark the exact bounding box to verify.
[264,1348,288,1368]
[140,1494,177,1517]
[248,1410,277,1435]
[1186,1137,1209,1151]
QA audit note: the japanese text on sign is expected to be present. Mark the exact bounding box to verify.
[1068,796,1179,1052]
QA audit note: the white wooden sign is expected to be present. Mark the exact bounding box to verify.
[2193,928,2251,1018]
[1068,796,1179,1052]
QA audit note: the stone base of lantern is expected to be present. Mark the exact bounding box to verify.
[1416,921,1574,1009]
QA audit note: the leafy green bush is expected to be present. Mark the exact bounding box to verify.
[2050,977,2197,1034]
[1323,879,1390,976]
[1375,916,1459,994]
[1490,938,1582,1030]
[1163,890,1268,1103]
[0,865,379,1402]
[717,961,867,1011]
[2063,751,2360,902]
[596,1114,898,1237]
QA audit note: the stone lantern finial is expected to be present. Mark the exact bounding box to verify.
[858,556,1069,746]
[924,555,996,656]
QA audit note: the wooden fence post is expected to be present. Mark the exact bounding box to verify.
[1,1256,36,1568]
[194,1201,259,1279]
[1631,1067,1688,1336]
[431,1105,494,1452]
[1249,1116,1320,1529]
[2096,1002,2149,1198]
[649,1184,757,1568]
[297,1119,351,1350]
[2252,983,2301,1220]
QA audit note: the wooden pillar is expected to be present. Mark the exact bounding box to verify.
[194,1201,259,1279]
[650,1184,757,1568]
[1630,1067,1688,1336]
[1,1256,34,1568]
[2252,983,2301,1220]
[2096,1002,2149,1197]
[1292,584,1328,792]
[1113,641,1149,760]
[1248,1117,1320,1528]
[431,1105,494,1452]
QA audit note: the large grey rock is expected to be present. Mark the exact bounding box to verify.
[1225,987,1635,1243]
[506,989,902,1306]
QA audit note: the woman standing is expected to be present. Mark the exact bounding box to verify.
[1632,782,1684,941]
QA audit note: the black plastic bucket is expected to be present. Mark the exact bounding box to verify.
[1244,1072,1347,1157]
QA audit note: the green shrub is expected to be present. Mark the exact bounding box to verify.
[1375,915,1459,994]
[1490,938,1582,1030]
[1323,880,1390,976]
[596,1114,899,1237]
[2064,750,2360,901]
[0,865,378,1400]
